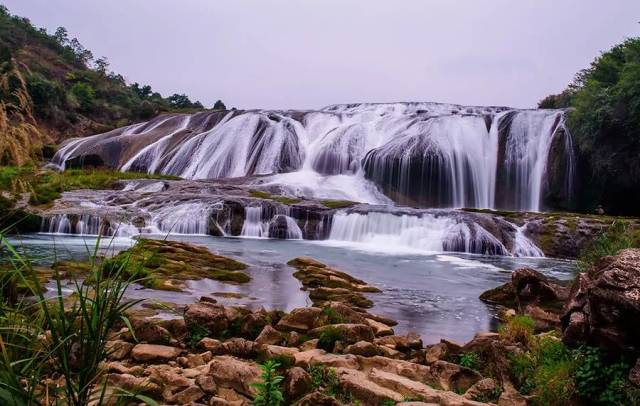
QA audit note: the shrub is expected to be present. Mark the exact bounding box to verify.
[499,315,535,345]
[458,352,481,370]
[70,82,96,112]
[317,326,344,352]
[252,360,285,406]
[574,346,633,405]
[577,221,638,272]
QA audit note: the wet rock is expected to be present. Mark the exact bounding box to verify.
[512,268,568,309]
[131,344,182,363]
[479,282,516,307]
[323,302,367,324]
[283,367,312,401]
[309,323,375,344]
[366,318,394,337]
[374,333,423,352]
[561,249,640,356]
[255,325,284,345]
[207,355,262,397]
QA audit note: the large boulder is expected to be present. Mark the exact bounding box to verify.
[562,249,640,356]
[206,355,262,398]
[183,302,229,335]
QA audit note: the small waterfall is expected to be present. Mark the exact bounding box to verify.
[146,202,213,235]
[513,225,544,257]
[327,211,537,256]
[42,214,136,237]
[240,206,269,238]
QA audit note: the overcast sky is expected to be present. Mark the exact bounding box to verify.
[5,0,640,110]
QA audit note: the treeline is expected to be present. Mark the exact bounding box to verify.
[0,4,225,164]
[539,37,640,215]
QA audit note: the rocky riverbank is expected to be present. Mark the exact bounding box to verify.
[7,238,640,405]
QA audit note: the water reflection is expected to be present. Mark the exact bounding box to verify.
[2,233,574,344]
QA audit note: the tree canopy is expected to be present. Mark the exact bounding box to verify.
[539,37,640,215]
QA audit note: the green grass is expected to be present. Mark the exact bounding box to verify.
[248,190,301,205]
[577,220,640,272]
[320,199,358,209]
[0,232,148,405]
[0,166,180,206]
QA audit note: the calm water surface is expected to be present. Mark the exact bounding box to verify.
[2,233,574,344]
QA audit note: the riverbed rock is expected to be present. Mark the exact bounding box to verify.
[276,307,324,332]
[309,323,375,344]
[561,248,640,356]
[184,302,229,336]
[335,367,404,404]
[131,344,182,363]
[294,391,341,406]
[107,373,162,397]
[255,325,284,345]
[206,356,262,397]
[431,360,483,393]
[283,367,312,401]
[106,340,134,360]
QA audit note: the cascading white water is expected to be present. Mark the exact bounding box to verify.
[240,206,269,238]
[327,211,511,255]
[513,225,544,257]
[50,103,575,212]
[42,214,136,236]
[145,202,213,235]
[502,110,569,212]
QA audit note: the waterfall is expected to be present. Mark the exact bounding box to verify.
[49,102,575,212]
[146,202,214,235]
[513,225,544,257]
[42,214,136,237]
[499,110,573,211]
[240,206,269,238]
[327,211,511,256]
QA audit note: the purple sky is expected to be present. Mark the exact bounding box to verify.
[6,0,640,110]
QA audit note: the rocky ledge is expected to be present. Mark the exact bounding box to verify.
[15,176,638,259]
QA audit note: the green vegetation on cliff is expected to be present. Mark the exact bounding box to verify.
[0,5,223,165]
[539,37,640,215]
[0,166,178,205]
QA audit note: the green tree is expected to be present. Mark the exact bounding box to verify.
[70,82,96,112]
[540,37,640,214]
[213,99,226,110]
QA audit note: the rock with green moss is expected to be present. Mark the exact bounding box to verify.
[102,239,250,292]
[287,256,380,309]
